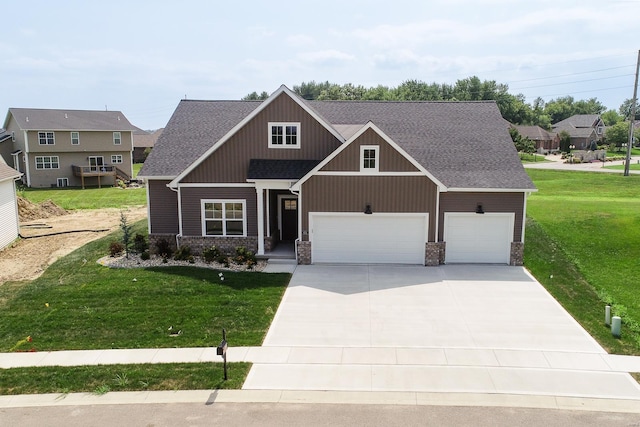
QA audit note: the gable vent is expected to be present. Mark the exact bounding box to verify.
[25,117,29,123]
[65,113,68,119]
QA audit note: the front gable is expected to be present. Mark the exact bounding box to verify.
[293,122,445,191]
[319,127,421,173]
[172,85,345,186]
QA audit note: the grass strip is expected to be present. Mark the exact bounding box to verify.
[524,218,640,355]
[19,186,146,210]
[0,362,249,395]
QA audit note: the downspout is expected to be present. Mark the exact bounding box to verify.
[167,183,182,249]
[289,186,300,264]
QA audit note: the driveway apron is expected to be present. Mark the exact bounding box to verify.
[243,265,640,399]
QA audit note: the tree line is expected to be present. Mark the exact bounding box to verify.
[243,78,637,129]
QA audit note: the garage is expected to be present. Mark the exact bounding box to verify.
[444,213,514,264]
[310,213,428,264]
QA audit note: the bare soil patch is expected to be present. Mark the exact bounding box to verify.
[1,204,147,284]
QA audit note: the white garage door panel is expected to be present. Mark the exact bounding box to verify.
[0,180,19,249]
[445,214,513,264]
[312,214,426,264]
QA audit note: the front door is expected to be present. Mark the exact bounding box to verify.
[281,198,298,241]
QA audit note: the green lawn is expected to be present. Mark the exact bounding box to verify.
[20,186,146,210]
[525,170,640,353]
[0,221,291,351]
[519,153,549,163]
[604,163,640,171]
[0,363,249,395]
[133,163,143,178]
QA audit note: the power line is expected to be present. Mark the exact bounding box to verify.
[512,74,635,91]
[506,65,635,84]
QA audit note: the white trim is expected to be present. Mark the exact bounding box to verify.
[56,177,69,187]
[268,122,301,149]
[141,176,176,181]
[70,131,80,145]
[292,121,446,191]
[314,171,424,177]
[521,192,530,243]
[256,188,265,255]
[37,131,55,145]
[246,180,295,190]
[360,145,379,172]
[35,155,60,170]
[24,153,31,187]
[177,186,183,236]
[111,154,123,164]
[265,189,271,237]
[169,85,345,188]
[277,194,298,241]
[178,182,255,188]
[88,156,104,171]
[113,131,122,145]
[435,189,441,243]
[200,199,247,237]
[448,187,538,193]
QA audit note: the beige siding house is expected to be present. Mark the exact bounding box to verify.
[140,86,536,266]
[2,108,138,188]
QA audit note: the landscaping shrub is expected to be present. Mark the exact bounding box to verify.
[109,241,125,257]
[234,246,257,268]
[202,246,222,263]
[133,233,148,254]
[155,239,173,259]
[173,245,194,263]
[140,250,150,260]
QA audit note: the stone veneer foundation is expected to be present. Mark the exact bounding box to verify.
[510,242,524,266]
[297,241,311,265]
[425,242,446,266]
[175,236,258,255]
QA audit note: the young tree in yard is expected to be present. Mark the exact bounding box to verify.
[601,109,623,126]
[558,130,572,153]
[605,122,634,149]
[120,211,132,258]
[509,127,535,158]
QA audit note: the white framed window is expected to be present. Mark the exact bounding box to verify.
[597,126,604,135]
[35,156,60,169]
[202,200,246,236]
[360,145,379,172]
[269,122,300,148]
[113,132,122,145]
[71,131,80,145]
[38,131,55,145]
[57,178,69,187]
[111,154,123,164]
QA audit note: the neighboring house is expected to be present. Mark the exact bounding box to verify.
[0,155,22,250]
[139,85,536,266]
[133,128,163,163]
[552,114,605,149]
[512,125,560,154]
[2,108,138,188]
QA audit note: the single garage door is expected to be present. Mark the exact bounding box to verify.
[444,213,514,264]
[310,213,427,264]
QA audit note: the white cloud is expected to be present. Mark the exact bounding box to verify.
[286,34,315,47]
[297,50,355,66]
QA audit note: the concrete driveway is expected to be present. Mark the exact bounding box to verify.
[244,265,640,400]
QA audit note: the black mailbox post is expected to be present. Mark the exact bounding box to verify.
[217,328,228,380]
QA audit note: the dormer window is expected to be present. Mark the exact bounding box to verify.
[269,122,300,148]
[360,145,379,172]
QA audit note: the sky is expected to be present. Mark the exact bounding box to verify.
[1,0,639,130]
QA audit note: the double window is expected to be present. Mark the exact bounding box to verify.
[360,145,379,172]
[35,156,59,169]
[202,200,246,236]
[111,155,123,164]
[269,122,300,148]
[38,131,55,145]
[113,132,122,145]
[71,132,80,145]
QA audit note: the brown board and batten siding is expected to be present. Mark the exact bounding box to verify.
[148,180,179,234]
[320,128,419,172]
[181,94,342,184]
[179,187,257,236]
[439,192,525,242]
[301,175,438,241]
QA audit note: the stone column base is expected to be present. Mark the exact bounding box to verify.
[425,242,446,266]
[510,242,524,266]
[297,241,311,265]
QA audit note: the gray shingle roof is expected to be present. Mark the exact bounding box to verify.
[552,114,601,129]
[0,156,21,182]
[248,159,321,180]
[133,128,163,148]
[5,108,138,131]
[308,100,534,190]
[513,125,556,141]
[141,94,535,190]
[139,100,261,178]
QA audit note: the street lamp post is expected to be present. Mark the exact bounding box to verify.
[569,144,575,163]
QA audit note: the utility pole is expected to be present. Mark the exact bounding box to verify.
[624,49,640,177]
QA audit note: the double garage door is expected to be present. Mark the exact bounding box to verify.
[444,213,514,264]
[310,213,428,264]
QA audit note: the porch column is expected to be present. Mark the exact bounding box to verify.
[256,186,265,255]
